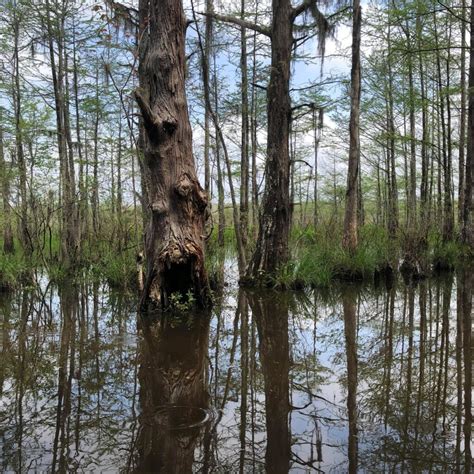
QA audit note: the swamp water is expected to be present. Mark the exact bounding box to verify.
[0,263,472,472]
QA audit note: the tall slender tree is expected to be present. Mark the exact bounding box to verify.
[342,0,361,253]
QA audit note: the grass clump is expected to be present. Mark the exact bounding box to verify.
[0,252,28,290]
[276,224,394,289]
[429,234,466,271]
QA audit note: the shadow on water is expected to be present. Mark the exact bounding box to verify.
[0,265,472,472]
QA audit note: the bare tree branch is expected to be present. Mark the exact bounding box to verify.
[198,12,271,37]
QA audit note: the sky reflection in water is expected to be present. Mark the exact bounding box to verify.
[0,269,472,472]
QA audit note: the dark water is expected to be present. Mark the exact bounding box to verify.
[0,265,472,473]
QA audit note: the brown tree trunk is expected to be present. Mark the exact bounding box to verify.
[92,68,100,239]
[250,23,259,239]
[240,0,250,252]
[135,0,209,309]
[12,3,30,255]
[342,0,361,253]
[248,0,292,278]
[406,41,417,231]
[45,0,77,267]
[464,0,474,247]
[386,23,399,239]
[204,0,213,196]
[0,120,14,254]
[313,106,320,228]
[417,12,428,226]
[459,0,467,230]
[72,22,87,250]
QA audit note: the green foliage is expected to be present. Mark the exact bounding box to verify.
[271,224,392,288]
[168,290,196,312]
[429,233,466,270]
[0,251,27,290]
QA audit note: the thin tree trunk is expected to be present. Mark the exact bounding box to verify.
[204,0,213,196]
[313,106,320,228]
[407,45,417,231]
[459,0,467,230]
[417,12,428,226]
[250,18,259,238]
[116,116,123,251]
[0,120,14,254]
[386,23,399,239]
[342,0,361,253]
[12,3,30,255]
[464,0,474,247]
[45,0,77,266]
[92,68,100,238]
[72,20,87,250]
[240,0,250,252]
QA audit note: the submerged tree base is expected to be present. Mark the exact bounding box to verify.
[1,224,471,294]
[238,224,472,290]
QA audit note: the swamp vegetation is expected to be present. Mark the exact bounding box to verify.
[0,0,473,471]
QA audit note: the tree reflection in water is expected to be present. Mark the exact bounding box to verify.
[0,270,472,472]
[133,313,210,472]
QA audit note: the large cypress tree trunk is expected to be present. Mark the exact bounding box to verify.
[136,0,209,309]
[248,0,292,278]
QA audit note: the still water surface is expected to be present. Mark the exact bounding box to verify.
[0,264,472,472]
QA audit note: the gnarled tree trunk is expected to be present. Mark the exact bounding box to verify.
[136,0,209,309]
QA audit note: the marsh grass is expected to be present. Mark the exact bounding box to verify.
[272,224,467,288]
[0,222,469,292]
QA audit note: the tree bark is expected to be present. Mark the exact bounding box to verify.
[464,0,474,247]
[386,23,399,239]
[240,0,250,252]
[248,0,293,278]
[45,0,78,267]
[313,106,320,228]
[0,120,14,254]
[459,0,467,230]
[204,0,213,196]
[12,2,30,255]
[136,0,209,309]
[342,0,361,253]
